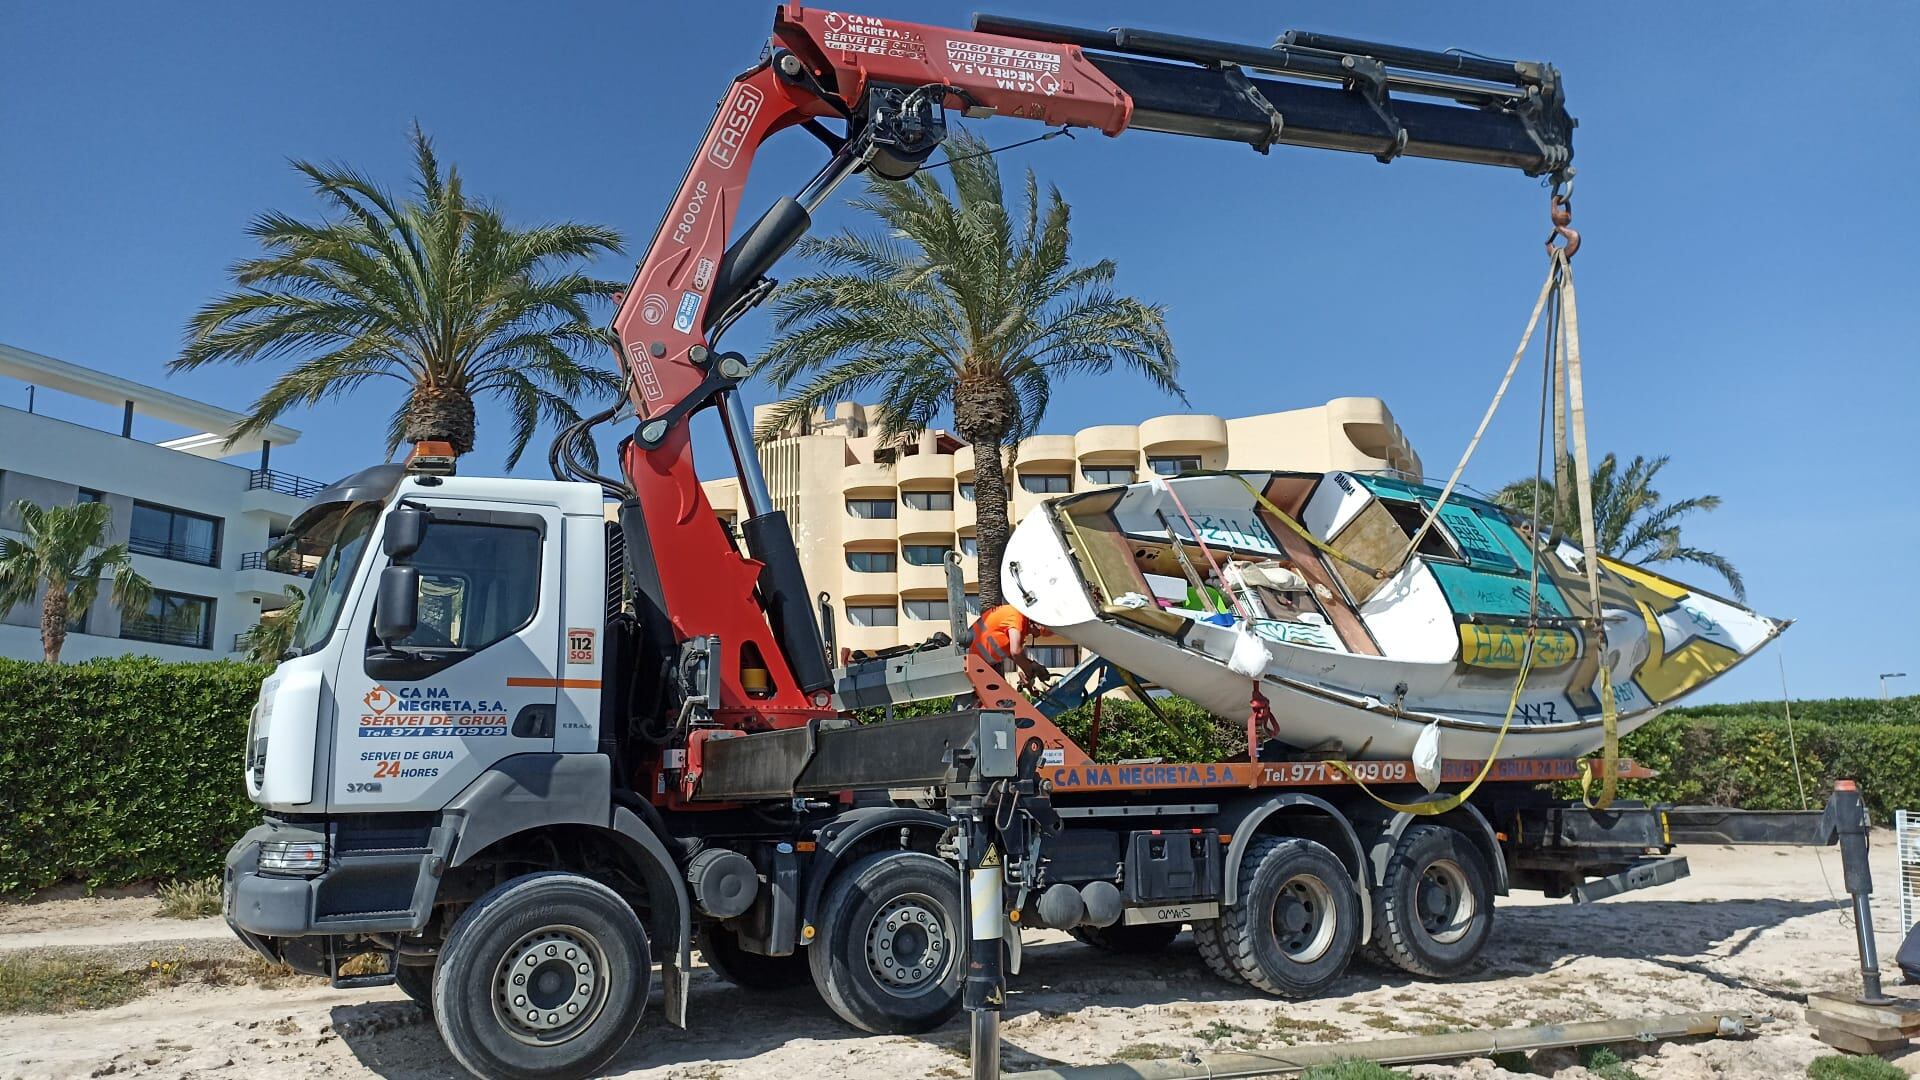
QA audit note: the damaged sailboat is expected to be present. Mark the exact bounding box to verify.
[1002,470,1784,762]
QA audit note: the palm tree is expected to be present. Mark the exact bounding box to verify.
[240,585,305,664]
[0,500,153,662]
[174,124,625,467]
[756,132,1182,606]
[1492,453,1745,600]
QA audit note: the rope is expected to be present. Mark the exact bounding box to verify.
[1395,251,1564,573]
[1227,473,1390,580]
[1328,630,1538,815]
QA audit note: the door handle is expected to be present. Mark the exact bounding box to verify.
[512,704,556,739]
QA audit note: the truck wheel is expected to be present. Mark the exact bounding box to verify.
[808,851,962,1034]
[1368,825,1494,977]
[700,924,812,990]
[1191,918,1248,985]
[395,958,435,1014]
[432,872,650,1080]
[1070,921,1183,954]
[1218,837,1360,998]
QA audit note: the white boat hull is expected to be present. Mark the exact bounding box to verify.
[1003,471,1783,762]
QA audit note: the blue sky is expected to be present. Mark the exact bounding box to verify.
[3,2,1915,703]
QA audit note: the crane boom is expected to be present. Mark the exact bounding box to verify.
[585,5,1576,744]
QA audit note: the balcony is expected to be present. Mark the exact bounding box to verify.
[895,451,954,485]
[120,617,211,650]
[248,468,323,499]
[241,550,313,577]
[895,559,949,593]
[897,506,953,537]
[1139,413,1228,456]
[128,535,218,567]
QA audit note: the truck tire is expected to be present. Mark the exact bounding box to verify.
[1191,918,1248,986]
[808,851,962,1034]
[1217,837,1359,998]
[395,958,435,1014]
[1070,921,1183,954]
[700,924,812,991]
[432,872,650,1080]
[1367,824,1494,977]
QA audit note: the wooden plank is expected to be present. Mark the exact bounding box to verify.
[1807,993,1920,1033]
[1815,1027,1910,1056]
[1806,1007,1912,1043]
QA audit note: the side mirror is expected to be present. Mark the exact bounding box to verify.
[383,506,427,561]
[374,565,420,646]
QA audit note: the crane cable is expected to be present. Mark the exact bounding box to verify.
[1327,183,1619,815]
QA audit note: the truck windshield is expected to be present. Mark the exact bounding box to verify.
[279,502,381,656]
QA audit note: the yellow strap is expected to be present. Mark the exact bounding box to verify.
[1327,630,1537,816]
[1229,474,1389,580]
[1554,258,1619,810]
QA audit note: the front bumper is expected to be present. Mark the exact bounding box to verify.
[224,818,456,946]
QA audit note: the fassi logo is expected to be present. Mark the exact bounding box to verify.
[708,84,764,170]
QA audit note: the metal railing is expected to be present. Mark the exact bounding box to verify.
[248,468,324,499]
[127,535,218,566]
[120,618,211,649]
[240,550,313,576]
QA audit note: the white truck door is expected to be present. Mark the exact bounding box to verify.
[329,501,563,813]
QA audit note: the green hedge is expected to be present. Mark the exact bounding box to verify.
[0,657,269,894]
[2,648,1912,895]
[1592,699,1920,822]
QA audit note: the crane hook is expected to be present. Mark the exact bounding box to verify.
[1545,187,1580,258]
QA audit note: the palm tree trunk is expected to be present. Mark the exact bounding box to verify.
[404,385,477,456]
[40,586,67,664]
[956,373,1020,610]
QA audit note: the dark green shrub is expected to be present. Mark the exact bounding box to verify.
[0,657,269,893]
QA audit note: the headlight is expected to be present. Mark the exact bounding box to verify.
[259,839,327,875]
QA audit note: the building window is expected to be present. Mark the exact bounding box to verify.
[958,482,975,501]
[846,550,897,573]
[390,521,543,652]
[1147,456,1202,475]
[77,488,104,504]
[846,498,896,519]
[1029,644,1079,668]
[129,501,221,566]
[902,544,952,566]
[121,589,215,649]
[903,598,950,622]
[847,604,897,627]
[1019,473,1071,494]
[1082,466,1135,486]
[957,536,978,557]
[902,489,953,511]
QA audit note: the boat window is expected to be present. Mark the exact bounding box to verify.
[1380,500,1461,562]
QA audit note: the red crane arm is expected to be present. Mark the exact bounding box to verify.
[590,6,1575,777]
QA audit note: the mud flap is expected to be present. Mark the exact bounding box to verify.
[663,950,690,1028]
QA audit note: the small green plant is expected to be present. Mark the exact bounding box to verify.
[1580,1046,1644,1080]
[1807,1055,1907,1080]
[1195,1019,1261,1046]
[156,876,223,919]
[1300,1062,1413,1080]
[0,955,144,1014]
[1113,1043,1183,1061]
[1270,1014,1348,1043]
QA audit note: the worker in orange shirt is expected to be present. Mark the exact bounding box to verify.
[968,603,1053,692]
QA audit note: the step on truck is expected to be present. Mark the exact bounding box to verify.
[217,7,1616,1079]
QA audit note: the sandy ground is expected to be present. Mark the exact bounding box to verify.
[2,837,1915,1080]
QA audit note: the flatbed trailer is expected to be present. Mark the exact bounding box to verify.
[814,629,1861,998]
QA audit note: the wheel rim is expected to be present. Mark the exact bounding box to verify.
[1269,873,1338,964]
[1415,858,1476,945]
[864,892,951,997]
[491,924,611,1046]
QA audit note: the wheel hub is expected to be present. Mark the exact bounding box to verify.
[1271,873,1337,964]
[1415,858,1476,945]
[492,925,609,1046]
[865,893,949,995]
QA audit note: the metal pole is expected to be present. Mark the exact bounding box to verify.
[1832,780,1893,1004]
[719,388,774,520]
[966,853,1006,1080]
